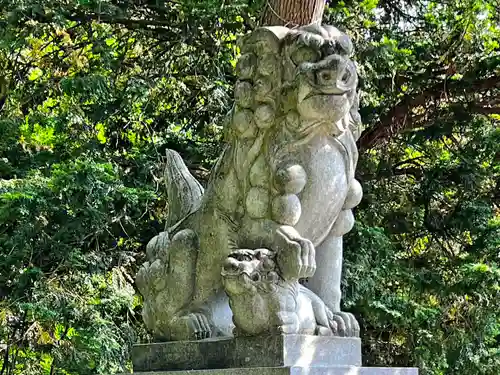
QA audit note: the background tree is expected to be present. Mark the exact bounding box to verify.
[0,1,498,374]
[261,0,325,26]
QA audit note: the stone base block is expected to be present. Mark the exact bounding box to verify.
[132,335,362,372]
[133,366,418,375]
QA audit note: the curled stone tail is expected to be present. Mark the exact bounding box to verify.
[164,149,204,230]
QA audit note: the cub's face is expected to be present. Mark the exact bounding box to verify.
[221,249,279,296]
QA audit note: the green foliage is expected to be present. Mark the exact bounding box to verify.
[0,158,156,374]
[326,1,499,374]
[0,0,498,374]
[0,1,253,373]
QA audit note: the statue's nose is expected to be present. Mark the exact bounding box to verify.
[223,258,241,273]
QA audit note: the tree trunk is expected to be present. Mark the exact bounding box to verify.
[261,0,325,27]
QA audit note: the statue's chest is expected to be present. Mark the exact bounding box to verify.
[295,137,349,245]
[274,135,350,246]
[236,134,349,246]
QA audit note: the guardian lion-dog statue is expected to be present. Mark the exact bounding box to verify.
[136,23,363,341]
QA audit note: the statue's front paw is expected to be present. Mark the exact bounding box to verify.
[170,312,213,341]
[329,311,360,337]
[275,226,316,279]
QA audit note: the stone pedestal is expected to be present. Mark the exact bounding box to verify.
[132,368,417,375]
[131,335,418,375]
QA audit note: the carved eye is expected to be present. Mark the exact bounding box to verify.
[316,69,336,86]
[251,273,261,282]
[290,47,319,66]
[230,263,240,271]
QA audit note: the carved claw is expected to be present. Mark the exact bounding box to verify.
[170,312,213,341]
[316,325,334,336]
[275,225,316,279]
[329,311,360,337]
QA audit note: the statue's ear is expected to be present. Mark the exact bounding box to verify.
[255,249,262,260]
[322,25,354,55]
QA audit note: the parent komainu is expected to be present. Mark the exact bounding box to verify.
[136,24,363,341]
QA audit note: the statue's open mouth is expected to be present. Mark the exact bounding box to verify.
[221,271,257,282]
[297,72,354,104]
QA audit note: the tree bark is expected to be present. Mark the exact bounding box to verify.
[261,0,325,26]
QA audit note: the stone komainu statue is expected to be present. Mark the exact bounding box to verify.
[221,248,359,337]
[136,24,363,341]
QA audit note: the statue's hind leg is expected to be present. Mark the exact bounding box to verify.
[169,209,235,340]
[136,229,199,340]
[304,232,343,313]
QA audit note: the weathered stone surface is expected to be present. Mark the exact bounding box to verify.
[132,367,418,375]
[246,187,271,219]
[274,165,307,195]
[132,335,362,372]
[221,250,358,337]
[271,194,301,225]
[136,23,364,341]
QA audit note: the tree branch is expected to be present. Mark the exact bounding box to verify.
[358,75,500,151]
